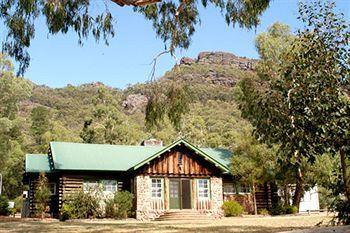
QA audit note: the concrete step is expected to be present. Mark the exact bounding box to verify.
[155,210,212,221]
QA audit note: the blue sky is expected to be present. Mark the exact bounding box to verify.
[5,0,350,88]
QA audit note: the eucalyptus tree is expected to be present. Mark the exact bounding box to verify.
[237,1,350,213]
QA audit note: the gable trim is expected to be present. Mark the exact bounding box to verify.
[132,138,230,173]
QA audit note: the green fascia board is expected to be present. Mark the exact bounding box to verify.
[49,141,164,171]
[133,138,230,172]
[25,154,52,173]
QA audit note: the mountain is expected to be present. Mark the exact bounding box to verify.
[20,51,257,151]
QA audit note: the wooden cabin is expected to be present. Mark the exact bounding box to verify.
[24,138,275,220]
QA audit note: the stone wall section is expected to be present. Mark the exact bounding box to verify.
[135,175,165,221]
[210,176,224,218]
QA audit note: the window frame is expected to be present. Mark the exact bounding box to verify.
[102,180,118,193]
[197,179,210,200]
[150,178,164,199]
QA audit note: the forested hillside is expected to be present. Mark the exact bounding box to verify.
[25,52,256,150]
[0,52,257,198]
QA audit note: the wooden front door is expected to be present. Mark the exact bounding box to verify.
[169,179,191,209]
[181,179,191,209]
[170,179,180,209]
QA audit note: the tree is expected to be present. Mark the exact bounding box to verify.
[231,127,277,214]
[0,0,271,76]
[0,54,31,199]
[34,172,51,218]
[237,1,350,213]
[30,106,52,152]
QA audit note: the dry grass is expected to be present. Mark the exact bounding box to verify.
[0,213,341,233]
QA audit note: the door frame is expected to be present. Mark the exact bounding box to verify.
[169,178,192,209]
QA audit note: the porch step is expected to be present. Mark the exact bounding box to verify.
[156,210,212,221]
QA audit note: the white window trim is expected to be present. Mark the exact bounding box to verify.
[150,178,164,199]
[197,179,210,200]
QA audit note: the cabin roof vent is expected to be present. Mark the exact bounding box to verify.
[141,138,163,146]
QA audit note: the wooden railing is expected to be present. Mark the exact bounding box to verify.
[196,199,211,210]
[151,199,165,210]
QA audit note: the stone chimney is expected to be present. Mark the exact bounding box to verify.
[141,138,163,146]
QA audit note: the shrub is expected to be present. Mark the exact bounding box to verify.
[284,205,298,214]
[269,204,286,216]
[105,191,134,219]
[34,172,51,218]
[13,195,23,214]
[0,195,10,216]
[222,201,243,217]
[60,189,102,220]
[60,203,76,221]
[258,208,269,216]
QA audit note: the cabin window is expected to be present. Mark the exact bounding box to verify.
[237,184,251,194]
[223,182,251,194]
[83,180,99,192]
[151,178,163,199]
[223,183,235,194]
[197,179,210,199]
[102,180,118,192]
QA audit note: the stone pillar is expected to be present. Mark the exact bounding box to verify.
[136,174,152,220]
[210,176,224,218]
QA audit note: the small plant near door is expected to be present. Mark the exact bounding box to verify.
[222,201,243,217]
[34,172,51,218]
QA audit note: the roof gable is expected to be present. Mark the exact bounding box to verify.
[132,138,230,173]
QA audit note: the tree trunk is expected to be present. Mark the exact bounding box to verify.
[284,183,290,206]
[252,183,257,215]
[292,168,303,210]
[340,148,350,201]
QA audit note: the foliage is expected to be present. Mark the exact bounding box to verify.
[222,200,243,217]
[0,195,10,216]
[13,195,23,214]
[60,203,76,221]
[105,191,134,218]
[258,208,269,216]
[230,126,277,214]
[62,189,102,219]
[34,172,51,218]
[284,205,297,214]
[269,204,285,216]
[237,1,350,211]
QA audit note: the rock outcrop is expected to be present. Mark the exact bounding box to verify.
[180,51,257,71]
[122,93,148,113]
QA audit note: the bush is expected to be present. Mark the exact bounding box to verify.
[222,201,243,217]
[269,204,285,215]
[13,195,23,214]
[258,208,269,216]
[105,191,134,219]
[60,190,102,220]
[60,203,76,221]
[0,195,10,216]
[284,205,298,214]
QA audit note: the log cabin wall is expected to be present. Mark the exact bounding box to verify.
[27,175,59,218]
[138,145,222,177]
[58,172,130,211]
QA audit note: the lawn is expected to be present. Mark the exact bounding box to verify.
[0,213,342,233]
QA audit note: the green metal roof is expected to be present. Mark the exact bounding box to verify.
[25,140,232,173]
[25,154,52,173]
[50,141,163,171]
